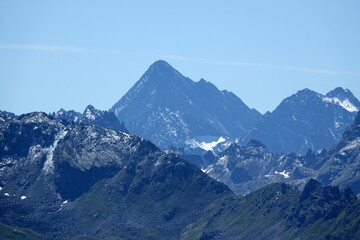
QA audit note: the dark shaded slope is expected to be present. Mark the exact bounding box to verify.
[182,180,360,240]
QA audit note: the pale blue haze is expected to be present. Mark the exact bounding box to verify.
[0,1,359,114]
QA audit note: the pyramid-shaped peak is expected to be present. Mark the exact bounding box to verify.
[148,60,175,72]
[152,60,171,67]
[141,60,184,83]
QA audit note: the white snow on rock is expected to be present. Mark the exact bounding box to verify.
[186,137,226,151]
[201,165,214,174]
[0,187,2,191]
[340,138,360,152]
[275,170,290,179]
[323,97,358,112]
[43,130,68,174]
[4,193,10,196]
[20,196,27,200]
[84,108,96,120]
[154,159,162,167]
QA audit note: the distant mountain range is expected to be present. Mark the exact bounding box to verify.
[1,111,359,239]
[184,111,360,196]
[110,60,359,155]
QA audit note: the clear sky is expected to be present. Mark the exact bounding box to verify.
[1,1,359,115]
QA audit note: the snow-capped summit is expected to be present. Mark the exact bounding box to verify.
[241,88,359,154]
[323,87,360,112]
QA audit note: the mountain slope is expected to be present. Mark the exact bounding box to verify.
[0,222,45,240]
[316,111,360,193]
[183,180,360,240]
[0,111,231,239]
[110,60,261,148]
[242,88,359,154]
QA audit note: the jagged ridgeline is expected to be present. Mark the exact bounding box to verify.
[0,111,360,239]
[51,105,128,133]
[110,61,360,155]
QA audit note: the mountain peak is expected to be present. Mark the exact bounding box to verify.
[84,104,96,112]
[324,87,360,112]
[198,78,207,83]
[137,60,185,88]
[295,88,320,98]
[151,59,171,68]
[328,87,347,95]
[148,60,175,74]
[110,60,261,148]
[82,105,102,121]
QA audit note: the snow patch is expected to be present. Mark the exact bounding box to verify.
[201,165,214,174]
[323,97,358,112]
[186,137,226,151]
[20,196,27,200]
[4,193,10,196]
[84,108,96,120]
[43,130,68,174]
[275,170,290,179]
[154,160,162,167]
[0,187,2,191]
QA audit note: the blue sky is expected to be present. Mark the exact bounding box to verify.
[1,1,359,114]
